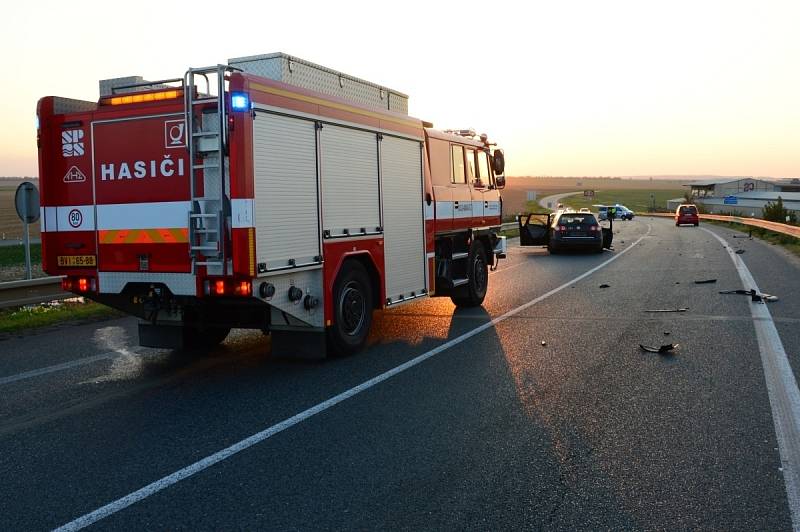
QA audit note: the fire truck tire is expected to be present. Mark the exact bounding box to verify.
[327,260,374,356]
[451,240,488,307]
[185,326,230,350]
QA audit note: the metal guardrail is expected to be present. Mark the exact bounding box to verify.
[645,213,800,238]
[0,276,67,310]
[500,222,517,231]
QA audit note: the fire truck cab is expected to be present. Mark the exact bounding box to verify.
[36,53,506,357]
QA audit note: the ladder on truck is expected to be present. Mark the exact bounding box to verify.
[184,65,239,275]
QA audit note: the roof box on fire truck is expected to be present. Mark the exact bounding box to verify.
[228,52,409,114]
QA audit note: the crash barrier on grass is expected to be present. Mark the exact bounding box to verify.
[0,276,66,309]
[647,213,800,238]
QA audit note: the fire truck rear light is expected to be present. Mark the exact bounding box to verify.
[230,92,250,111]
[103,89,183,106]
[78,278,89,292]
[235,281,251,296]
[61,278,72,291]
[214,280,226,296]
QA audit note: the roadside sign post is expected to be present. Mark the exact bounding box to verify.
[14,181,40,280]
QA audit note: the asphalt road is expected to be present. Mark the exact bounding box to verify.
[1,217,799,531]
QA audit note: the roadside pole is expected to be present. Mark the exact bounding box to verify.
[14,181,40,281]
[23,219,31,279]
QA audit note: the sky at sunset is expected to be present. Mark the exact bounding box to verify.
[2,0,798,178]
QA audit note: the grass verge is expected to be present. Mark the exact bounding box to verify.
[0,298,122,335]
[704,219,800,258]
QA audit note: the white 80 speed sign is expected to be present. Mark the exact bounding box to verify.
[68,209,83,228]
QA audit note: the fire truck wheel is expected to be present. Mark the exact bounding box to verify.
[451,240,488,307]
[184,326,230,350]
[328,260,374,356]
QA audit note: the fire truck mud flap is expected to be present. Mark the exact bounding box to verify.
[271,329,327,360]
[138,322,231,351]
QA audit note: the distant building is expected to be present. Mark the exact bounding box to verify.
[666,177,800,217]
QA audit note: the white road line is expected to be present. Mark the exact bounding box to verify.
[704,227,800,531]
[0,349,143,387]
[55,227,651,531]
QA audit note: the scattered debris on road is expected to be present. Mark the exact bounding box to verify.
[640,343,679,354]
[599,284,610,288]
[735,249,746,254]
[644,308,689,313]
[663,331,671,335]
[719,289,779,303]
[541,340,547,346]
[694,279,717,284]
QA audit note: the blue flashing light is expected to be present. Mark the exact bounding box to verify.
[231,92,250,111]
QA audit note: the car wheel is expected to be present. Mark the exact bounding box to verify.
[451,240,489,307]
[327,260,373,356]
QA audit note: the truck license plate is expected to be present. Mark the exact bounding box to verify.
[57,255,96,267]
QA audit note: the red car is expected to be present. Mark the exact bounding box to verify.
[675,204,699,226]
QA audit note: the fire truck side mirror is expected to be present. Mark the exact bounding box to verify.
[492,150,506,189]
[492,150,505,177]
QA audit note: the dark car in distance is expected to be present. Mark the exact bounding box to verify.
[548,212,604,254]
[675,204,700,226]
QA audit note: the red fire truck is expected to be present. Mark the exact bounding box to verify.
[37,53,506,357]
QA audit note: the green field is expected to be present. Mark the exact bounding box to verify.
[0,243,41,267]
[561,189,684,213]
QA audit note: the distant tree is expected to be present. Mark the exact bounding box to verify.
[762,196,797,224]
[683,190,693,202]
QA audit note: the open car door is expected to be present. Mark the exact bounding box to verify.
[518,213,552,246]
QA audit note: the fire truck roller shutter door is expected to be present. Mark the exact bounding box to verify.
[253,112,321,272]
[381,136,426,304]
[320,125,381,237]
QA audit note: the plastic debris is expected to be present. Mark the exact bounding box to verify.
[719,289,779,303]
[663,331,671,336]
[735,249,746,254]
[640,343,679,354]
[599,283,610,288]
[644,308,689,313]
[541,340,547,346]
[694,279,717,284]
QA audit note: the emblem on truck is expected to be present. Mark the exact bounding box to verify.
[63,166,87,183]
[164,119,186,149]
[62,129,85,157]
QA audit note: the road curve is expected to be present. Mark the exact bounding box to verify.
[1,216,799,531]
[538,190,582,209]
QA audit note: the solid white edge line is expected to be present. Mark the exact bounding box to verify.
[54,225,652,531]
[703,227,800,531]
